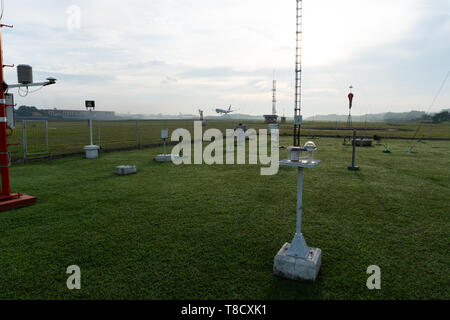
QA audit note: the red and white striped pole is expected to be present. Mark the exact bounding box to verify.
[0,20,43,210]
[0,24,13,199]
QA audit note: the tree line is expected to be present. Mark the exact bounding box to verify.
[421,110,450,123]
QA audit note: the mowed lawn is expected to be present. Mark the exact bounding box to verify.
[0,137,448,299]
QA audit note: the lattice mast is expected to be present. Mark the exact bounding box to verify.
[272,79,277,115]
[293,0,303,147]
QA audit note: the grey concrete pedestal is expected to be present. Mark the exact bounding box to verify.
[155,154,173,162]
[84,145,100,159]
[116,165,137,175]
[155,154,189,163]
[274,243,322,281]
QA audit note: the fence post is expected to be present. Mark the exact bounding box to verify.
[98,120,101,146]
[22,121,27,160]
[45,120,49,155]
[429,121,433,140]
[136,120,139,149]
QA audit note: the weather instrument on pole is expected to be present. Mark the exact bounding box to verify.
[274,0,322,282]
[7,62,56,91]
[17,64,33,84]
[0,15,57,211]
[155,128,172,163]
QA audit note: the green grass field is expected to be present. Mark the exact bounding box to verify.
[8,119,450,161]
[0,136,448,299]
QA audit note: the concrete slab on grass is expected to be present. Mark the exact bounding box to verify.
[116,165,137,175]
[155,154,173,163]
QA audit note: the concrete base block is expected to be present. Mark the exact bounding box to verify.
[116,165,137,175]
[274,243,322,281]
[155,154,173,162]
[0,194,37,212]
[353,138,373,147]
[84,145,100,159]
[155,154,189,162]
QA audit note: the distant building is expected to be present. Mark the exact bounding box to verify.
[43,109,115,119]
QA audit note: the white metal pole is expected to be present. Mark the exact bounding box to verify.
[45,120,49,154]
[136,120,139,149]
[98,121,101,145]
[89,110,93,146]
[296,167,304,235]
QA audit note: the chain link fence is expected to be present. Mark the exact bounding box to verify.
[7,119,445,162]
[8,119,273,162]
[22,120,49,160]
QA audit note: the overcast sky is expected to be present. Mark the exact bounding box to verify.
[2,0,449,117]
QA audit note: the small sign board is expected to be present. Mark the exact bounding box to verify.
[294,115,303,125]
[85,100,95,110]
[161,129,169,139]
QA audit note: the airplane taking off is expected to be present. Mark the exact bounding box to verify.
[215,105,236,115]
